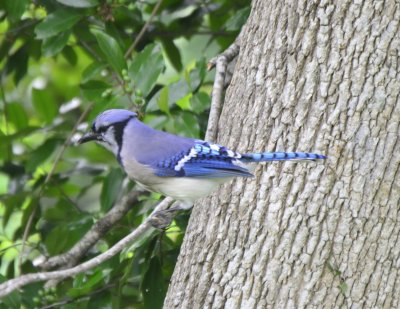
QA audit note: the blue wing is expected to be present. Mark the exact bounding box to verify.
[153,142,253,178]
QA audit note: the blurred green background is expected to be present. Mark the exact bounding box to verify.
[0,0,249,308]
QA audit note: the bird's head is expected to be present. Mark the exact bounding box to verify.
[78,109,137,156]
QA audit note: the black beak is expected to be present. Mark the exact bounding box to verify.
[78,132,99,144]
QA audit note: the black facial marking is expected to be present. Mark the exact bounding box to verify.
[98,126,108,133]
[113,118,131,148]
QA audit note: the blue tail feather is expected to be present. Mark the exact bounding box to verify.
[240,152,327,163]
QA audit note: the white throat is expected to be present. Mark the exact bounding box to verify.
[97,127,120,156]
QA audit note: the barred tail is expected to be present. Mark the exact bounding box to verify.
[240,152,327,163]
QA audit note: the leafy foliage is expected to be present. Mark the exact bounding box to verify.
[0,0,249,307]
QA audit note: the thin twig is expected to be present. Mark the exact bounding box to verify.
[124,0,164,59]
[0,242,35,255]
[19,103,94,273]
[0,197,174,298]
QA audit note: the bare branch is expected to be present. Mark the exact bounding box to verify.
[205,42,240,142]
[38,189,147,271]
[0,197,174,298]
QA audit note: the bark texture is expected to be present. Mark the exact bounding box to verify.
[164,1,400,308]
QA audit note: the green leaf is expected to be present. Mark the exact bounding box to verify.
[146,78,191,113]
[161,39,182,72]
[31,88,58,123]
[43,198,83,223]
[168,79,190,104]
[42,30,71,57]
[26,138,61,172]
[45,221,91,255]
[190,91,210,114]
[5,0,28,23]
[8,102,29,130]
[160,5,197,25]
[68,269,108,297]
[157,87,169,114]
[128,44,164,97]
[80,80,110,101]
[62,45,78,65]
[1,127,40,144]
[35,8,83,39]
[141,257,167,309]
[188,60,206,91]
[176,93,192,110]
[87,291,112,308]
[82,62,107,83]
[44,225,71,255]
[172,113,200,138]
[225,7,251,31]
[6,46,29,84]
[56,0,99,8]
[105,23,126,51]
[1,194,27,227]
[121,228,158,261]
[100,168,124,212]
[93,29,126,75]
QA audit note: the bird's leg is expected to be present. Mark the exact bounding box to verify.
[149,202,183,229]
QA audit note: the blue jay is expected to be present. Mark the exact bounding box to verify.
[78,109,326,209]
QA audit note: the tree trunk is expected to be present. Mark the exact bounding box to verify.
[164,1,400,308]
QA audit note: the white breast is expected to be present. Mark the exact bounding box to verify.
[149,177,229,209]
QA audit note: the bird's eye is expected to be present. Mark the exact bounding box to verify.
[97,126,108,134]
[92,123,109,134]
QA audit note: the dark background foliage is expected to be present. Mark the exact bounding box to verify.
[0,0,249,307]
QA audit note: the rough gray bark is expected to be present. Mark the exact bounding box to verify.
[164,1,400,308]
